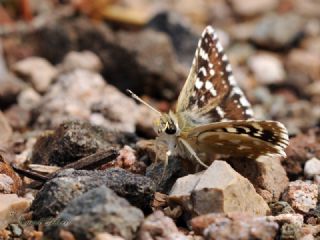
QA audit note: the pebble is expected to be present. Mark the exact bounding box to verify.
[33,69,139,132]
[227,155,289,202]
[248,53,286,84]
[0,111,12,145]
[304,157,320,179]
[0,73,26,109]
[191,213,278,240]
[251,13,304,49]
[30,120,138,166]
[59,51,103,73]
[169,160,270,216]
[286,49,320,90]
[12,57,57,93]
[137,211,188,240]
[17,87,41,110]
[0,194,31,230]
[229,0,278,17]
[282,180,318,213]
[44,186,144,240]
[31,168,156,219]
[267,214,304,227]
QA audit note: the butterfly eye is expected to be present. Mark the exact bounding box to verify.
[165,123,177,135]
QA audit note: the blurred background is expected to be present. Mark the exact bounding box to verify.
[0,0,319,137]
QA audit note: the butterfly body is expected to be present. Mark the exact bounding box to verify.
[135,25,289,168]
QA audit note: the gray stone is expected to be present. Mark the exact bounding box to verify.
[59,51,102,73]
[13,57,57,93]
[248,53,286,84]
[30,120,137,166]
[44,186,144,240]
[32,69,139,132]
[31,168,155,219]
[229,0,278,17]
[251,13,304,49]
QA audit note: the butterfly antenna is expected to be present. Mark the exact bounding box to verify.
[126,89,161,115]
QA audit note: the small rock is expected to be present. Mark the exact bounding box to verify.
[30,120,137,166]
[284,132,320,177]
[280,223,301,240]
[169,161,270,216]
[13,57,57,93]
[286,49,320,90]
[269,201,295,215]
[227,155,289,202]
[304,157,320,179]
[0,194,31,230]
[147,11,198,68]
[251,13,304,49]
[0,156,22,194]
[0,111,12,145]
[116,28,184,99]
[17,87,41,110]
[59,51,102,73]
[31,168,156,219]
[137,211,187,240]
[101,145,146,174]
[229,0,278,17]
[267,213,304,227]
[282,180,318,213]
[139,139,187,193]
[191,213,278,239]
[248,53,286,84]
[44,186,144,240]
[33,69,139,132]
[0,73,25,108]
[4,105,31,131]
[95,233,125,240]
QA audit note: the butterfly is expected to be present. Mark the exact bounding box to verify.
[128,26,289,168]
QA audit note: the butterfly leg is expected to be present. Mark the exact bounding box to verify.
[179,138,209,168]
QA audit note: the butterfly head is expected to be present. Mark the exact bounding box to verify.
[153,113,179,135]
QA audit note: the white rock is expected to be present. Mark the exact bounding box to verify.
[304,157,320,178]
[17,87,41,110]
[248,53,286,84]
[13,57,57,93]
[170,161,270,216]
[59,51,102,73]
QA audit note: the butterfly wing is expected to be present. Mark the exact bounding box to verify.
[181,120,289,158]
[176,26,253,124]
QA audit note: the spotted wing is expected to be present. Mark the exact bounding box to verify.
[176,26,253,124]
[183,120,289,158]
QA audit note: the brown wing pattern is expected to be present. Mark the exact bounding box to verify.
[184,120,289,158]
[176,26,254,124]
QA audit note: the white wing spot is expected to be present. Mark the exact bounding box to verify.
[239,96,251,107]
[216,106,225,118]
[205,81,213,90]
[209,63,214,68]
[226,128,238,133]
[216,42,223,53]
[222,54,228,61]
[195,78,204,89]
[209,69,215,76]
[228,75,236,85]
[199,67,208,77]
[226,64,232,72]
